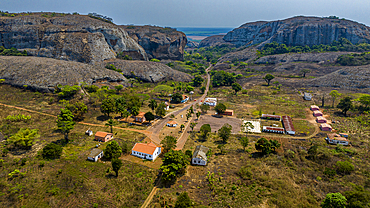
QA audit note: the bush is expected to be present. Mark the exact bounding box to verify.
[104,141,122,160]
[185,150,192,159]
[336,161,354,174]
[42,143,63,160]
[175,192,192,208]
[85,85,99,93]
[150,58,160,62]
[7,128,40,150]
[5,114,31,122]
[57,85,80,99]
[323,167,336,178]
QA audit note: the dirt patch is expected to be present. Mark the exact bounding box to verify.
[194,114,242,133]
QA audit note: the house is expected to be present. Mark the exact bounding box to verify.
[316,116,327,123]
[192,145,209,166]
[326,133,349,146]
[166,120,178,127]
[134,112,146,123]
[261,114,281,121]
[87,148,103,162]
[304,92,312,100]
[223,109,234,116]
[310,105,320,111]
[85,129,93,136]
[313,110,323,117]
[181,95,189,103]
[131,142,161,161]
[204,98,217,106]
[320,123,332,131]
[282,115,296,135]
[262,126,285,134]
[94,131,113,142]
[339,133,349,138]
[164,102,170,111]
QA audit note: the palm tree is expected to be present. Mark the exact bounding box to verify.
[148,99,157,112]
[105,119,116,134]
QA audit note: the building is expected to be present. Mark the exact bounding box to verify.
[262,126,285,134]
[192,145,209,166]
[94,131,113,142]
[304,92,312,100]
[87,148,103,162]
[204,98,217,106]
[339,133,349,138]
[85,129,93,136]
[223,109,234,116]
[131,142,161,161]
[313,110,323,117]
[320,123,332,131]
[282,115,296,135]
[181,95,189,103]
[326,133,349,146]
[310,105,320,111]
[261,114,281,121]
[316,116,327,123]
[134,112,146,123]
[166,120,178,127]
[164,102,170,111]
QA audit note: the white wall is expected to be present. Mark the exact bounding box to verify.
[132,147,161,161]
[192,158,207,166]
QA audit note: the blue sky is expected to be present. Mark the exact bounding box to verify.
[2,0,370,28]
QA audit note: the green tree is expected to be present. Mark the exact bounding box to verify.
[359,94,370,108]
[100,97,116,117]
[255,138,272,155]
[57,85,80,99]
[232,82,242,94]
[200,104,210,113]
[192,75,204,87]
[180,124,185,132]
[65,101,87,121]
[8,128,40,149]
[175,192,192,208]
[321,192,347,208]
[215,103,227,115]
[160,150,189,182]
[218,123,232,143]
[131,106,140,116]
[111,158,123,177]
[121,142,132,155]
[200,124,211,140]
[121,109,130,121]
[217,144,226,154]
[42,143,63,160]
[148,99,158,112]
[57,108,75,142]
[172,92,183,103]
[200,86,206,93]
[308,145,318,160]
[161,136,177,153]
[330,90,342,107]
[144,112,155,123]
[196,111,201,120]
[105,119,116,134]
[336,161,354,174]
[186,112,192,121]
[190,122,197,132]
[263,74,275,86]
[114,85,124,93]
[156,103,166,117]
[300,69,311,77]
[240,137,249,151]
[270,139,281,152]
[104,141,122,160]
[115,97,127,117]
[337,97,353,116]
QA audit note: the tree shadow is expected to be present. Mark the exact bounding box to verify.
[251,152,265,158]
[97,115,110,121]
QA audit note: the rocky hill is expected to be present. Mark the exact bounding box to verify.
[254,52,350,65]
[0,56,126,92]
[199,35,232,48]
[98,59,193,83]
[223,16,370,47]
[121,25,187,60]
[0,13,147,64]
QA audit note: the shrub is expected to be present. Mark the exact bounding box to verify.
[185,150,192,159]
[324,167,336,178]
[336,161,354,174]
[150,58,160,62]
[175,192,191,208]
[42,143,63,160]
[57,85,80,99]
[7,128,40,149]
[5,114,31,122]
[85,85,99,93]
[104,141,122,160]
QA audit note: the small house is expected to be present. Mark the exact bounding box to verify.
[95,131,113,142]
[134,112,146,123]
[204,98,217,107]
[316,116,327,123]
[223,109,234,116]
[339,133,349,138]
[262,126,285,134]
[192,145,209,166]
[261,114,281,121]
[320,123,332,131]
[304,92,312,101]
[310,105,320,111]
[87,148,103,162]
[326,133,349,146]
[131,142,161,161]
[313,110,323,117]
[282,115,296,135]
[164,102,170,111]
[181,95,189,103]
[167,120,178,127]
[85,129,93,136]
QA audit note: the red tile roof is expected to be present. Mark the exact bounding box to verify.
[167,120,178,125]
[95,131,112,138]
[135,112,145,118]
[132,143,158,155]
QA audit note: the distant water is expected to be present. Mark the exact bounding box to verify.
[176,27,233,42]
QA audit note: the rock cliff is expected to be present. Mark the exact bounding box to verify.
[199,35,233,48]
[121,25,187,60]
[0,56,126,92]
[254,52,350,64]
[224,16,370,47]
[0,13,148,64]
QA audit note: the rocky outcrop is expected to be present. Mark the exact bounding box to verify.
[254,52,350,64]
[199,35,233,48]
[0,13,148,64]
[224,16,370,47]
[186,41,199,48]
[121,25,187,60]
[0,56,126,92]
[98,59,193,83]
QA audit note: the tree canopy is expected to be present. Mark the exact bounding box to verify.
[57,108,75,141]
[104,141,122,160]
[263,74,275,86]
[42,143,63,160]
[215,103,227,115]
[337,97,353,116]
[232,82,242,94]
[200,124,211,140]
[100,97,116,117]
[161,136,177,153]
[255,138,281,155]
[160,150,189,182]
[321,192,347,208]
[218,123,232,143]
[172,92,183,103]
[8,128,40,149]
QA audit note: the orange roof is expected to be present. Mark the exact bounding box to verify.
[95,131,111,138]
[136,112,145,117]
[225,109,234,113]
[167,120,178,125]
[132,143,158,155]
[182,95,188,100]
[327,133,348,141]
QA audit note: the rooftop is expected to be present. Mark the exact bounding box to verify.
[192,145,209,161]
[321,123,332,128]
[167,120,178,125]
[132,142,158,155]
[262,114,281,118]
[316,116,327,121]
[88,148,103,158]
[327,133,348,141]
[135,112,146,117]
[263,126,285,131]
[95,131,112,138]
[282,115,295,132]
[311,105,319,109]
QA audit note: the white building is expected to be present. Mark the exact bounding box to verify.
[192,145,209,166]
[131,142,161,161]
[304,92,312,101]
[203,98,217,107]
[326,133,349,146]
[87,148,103,162]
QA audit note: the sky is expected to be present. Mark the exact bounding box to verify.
[2,0,370,28]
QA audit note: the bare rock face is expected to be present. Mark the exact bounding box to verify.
[0,14,148,64]
[99,59,193,83]
[121,25,187,60]
[254,52,350,64]
[0,56,126,92]
[224,16,370,47]
[199,35,233,48]
[186,40,199,48]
